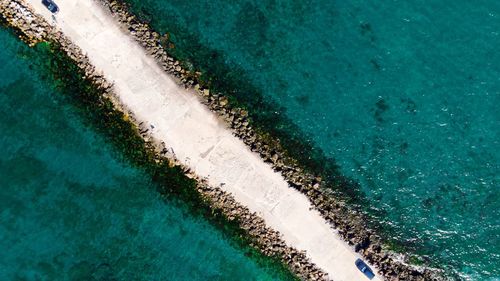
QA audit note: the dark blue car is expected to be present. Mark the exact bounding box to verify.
[355,258,375,279]
[41,0,59,14]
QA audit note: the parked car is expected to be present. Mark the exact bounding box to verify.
[355,258,375,279]
[41,0,59,14]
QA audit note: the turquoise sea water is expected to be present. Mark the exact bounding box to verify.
[0,28,293,280]
[123,0,499,279]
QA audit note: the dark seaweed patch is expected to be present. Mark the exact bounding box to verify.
[232,2,269,53]
[370,58,381,71]
[401,97,417,114]
[400,142,409,154]
[360,22,372,36]
[295,94,310,105]
[374,98,389,123]
[360,22,376,43]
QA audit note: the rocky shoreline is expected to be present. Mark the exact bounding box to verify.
[0,0,329,280]
[93,1,449,280]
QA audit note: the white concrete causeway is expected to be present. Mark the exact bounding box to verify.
[25,1,383,280]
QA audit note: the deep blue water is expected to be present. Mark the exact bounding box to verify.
[0,27,293,280]
[122,0,500,279]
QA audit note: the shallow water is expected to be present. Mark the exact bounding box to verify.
[123,0,500,279]
[0,27,293,280]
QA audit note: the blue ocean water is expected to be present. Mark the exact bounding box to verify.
[0,27,294,280]
[123,0,500,279]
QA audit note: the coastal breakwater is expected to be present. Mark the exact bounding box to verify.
[0,1,325,279]
[95,1,445,280]
[0,1,329,279]
[1,0,443,280]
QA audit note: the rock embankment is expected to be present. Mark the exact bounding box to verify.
[0,0,328,279]
[0,0,47,45]
[95,1,446,280]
